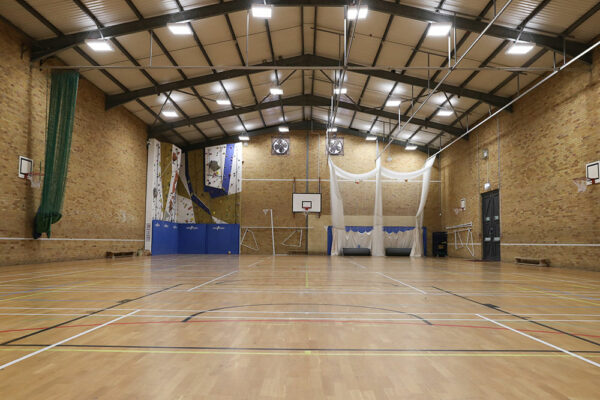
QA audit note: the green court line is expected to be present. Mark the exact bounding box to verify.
[1,348,600,358]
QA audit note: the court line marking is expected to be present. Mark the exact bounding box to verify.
[187,271,238,292]
[1,347,600,358]
[476,314,600,369]
[346,259,426,294]
[0,283,95,302]
[0,310,140,371]
[516,286,599,306]
[247,258,266,268]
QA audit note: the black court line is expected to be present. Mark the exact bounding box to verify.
[433,286,600,348]
[4,343,600,353]
[182,303,432,325]
[1,284,182,346]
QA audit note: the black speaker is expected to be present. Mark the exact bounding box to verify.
[432,232,448,257]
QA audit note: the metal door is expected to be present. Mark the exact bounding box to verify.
[482,190,500,261]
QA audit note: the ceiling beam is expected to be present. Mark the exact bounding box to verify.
[148,94,464,136]
[30,0,590,62]
[105,54,511,109]
[181,120,430,154]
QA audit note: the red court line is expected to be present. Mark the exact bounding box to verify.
[1,318,600,339]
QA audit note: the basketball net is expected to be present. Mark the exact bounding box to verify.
[572,177,588,193]
[25,173,42,189]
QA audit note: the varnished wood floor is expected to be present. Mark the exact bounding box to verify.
[0,255,598,399]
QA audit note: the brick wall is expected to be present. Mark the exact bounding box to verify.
[0,19,148,266]
[441,50,600,270]
[240,133,441,255]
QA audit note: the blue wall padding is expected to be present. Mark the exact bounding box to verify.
[206,224,240,254]
[151,221,179,255]
[152,220,238,255]
[327,226,427,256]
[178,223,207,254]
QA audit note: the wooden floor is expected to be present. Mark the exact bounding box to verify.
[0,255,598,399]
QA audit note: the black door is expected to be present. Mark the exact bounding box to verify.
[482,190,500,261]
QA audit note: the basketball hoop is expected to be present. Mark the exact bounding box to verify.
[302,206,311,217]
[453,208,464,215]
[573,177,588,193]
[24,172,43,189]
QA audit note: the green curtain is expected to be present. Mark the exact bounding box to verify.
[34,70,79,239]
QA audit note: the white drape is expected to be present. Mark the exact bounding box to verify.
[329,155,436,257]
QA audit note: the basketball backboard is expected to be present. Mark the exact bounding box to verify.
[586,161,599,185]
[292,193,322,213]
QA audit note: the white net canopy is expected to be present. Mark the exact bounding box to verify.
[329,153,436,257]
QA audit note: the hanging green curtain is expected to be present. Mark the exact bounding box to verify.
[34,70,79,239]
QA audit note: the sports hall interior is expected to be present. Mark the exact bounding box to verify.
[0,0,598,398]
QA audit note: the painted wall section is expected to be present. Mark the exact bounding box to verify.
[441,50,600,270]
[0,19,147,266]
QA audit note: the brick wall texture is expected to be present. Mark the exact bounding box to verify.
[0,20,147,266]
[239,134,442,255]
[441,50,600,270]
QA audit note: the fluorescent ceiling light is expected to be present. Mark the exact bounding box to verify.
[348,6,368,20]
[239,135,250,141]
[216,99,231,105]
[326,127,337,133]
[366,135,377,141]
[161,110,178,118]
[85,39,113,52]
[428,23,452,37]
[167,23,192,35]
[436,109,454,117]
[333,87,347,95]
[270,87,283,95]
[386,99,401,107]
[278,126,289,133]
[507,41,535,55]
[251,4,272,18]
[405,145,418,151]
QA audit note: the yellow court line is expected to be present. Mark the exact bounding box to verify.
[0,283,96,302]
[1,348,599,358]
[515,286,600,306]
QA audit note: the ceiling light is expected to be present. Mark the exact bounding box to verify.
[161,110,178,118]
[278,126,289,133]
[386,99,401,107]
[167,23,193,35]
[428,23,452,37]
[348,6,368,20]
[85,39,113,52]
[436,109,454,117]
[333,87,347,95]
[239,135,250,141]
[405,144,418,151]
[507,41,535,55]
[270,87,283,95]
[216,99,231,105]
[326,127,337,133]
[251,4,272,18]
[366,135,377,141]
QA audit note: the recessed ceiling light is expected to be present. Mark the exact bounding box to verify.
[326,127,338,133]
[428,23,452,37]
[167,23,192,35]
[278,126,289,133]
[366,135,377,141]
[85,39,113,52]
[270,87,283,95]
[386,99,401,107]
[239,135,250,141]
[507,41,535,55]
[405,144,418,151]
[216,99,231,105]
[348,6,368,20]
[436,109,454,117]
[251,4,272,19]
[161,110,178,118]
[333,87,347,95]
